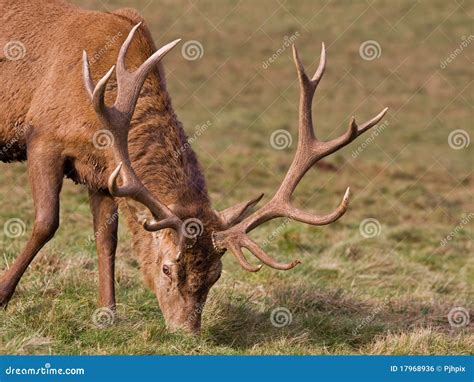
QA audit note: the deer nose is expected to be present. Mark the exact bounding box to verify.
[166,317,201,335]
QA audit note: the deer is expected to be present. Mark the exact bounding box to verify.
[0,0,388,334]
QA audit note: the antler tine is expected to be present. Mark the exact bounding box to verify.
[113,22,181,118]
[109,162,186,252]
[356,107,389,135]
[108,164,182,228]
[292,43,326,143]
[84,22,181,123]
[292,43,326,86]
[108,162,140,197]
[285,187,351,226]
[321,107,389,158]
[82,51,116,115]
[92,66,116,115]
[116,22,142,76]
[115,23,181,79]
[213,44,388,272]
[82,51,95,98]
[227,242,262,273]
[241,236,300,270]
[312,42,326,83]
[136,39,182,83]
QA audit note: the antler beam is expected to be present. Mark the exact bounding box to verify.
[82,23,185,250]
[213,43,388,271]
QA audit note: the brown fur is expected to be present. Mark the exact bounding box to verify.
[0,0,226,333]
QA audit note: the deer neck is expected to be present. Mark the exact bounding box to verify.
[116,86,212,263]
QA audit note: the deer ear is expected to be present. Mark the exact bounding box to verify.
[216,194,264,228]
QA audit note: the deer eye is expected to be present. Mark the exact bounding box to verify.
[162,264,171,277]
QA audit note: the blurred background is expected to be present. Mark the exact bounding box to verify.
[0,0,472,354]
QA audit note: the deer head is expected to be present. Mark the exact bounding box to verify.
[83,24,387,334]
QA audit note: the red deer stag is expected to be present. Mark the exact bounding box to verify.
[0,0,387,333]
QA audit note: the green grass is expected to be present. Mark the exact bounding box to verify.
[1,0,472,354]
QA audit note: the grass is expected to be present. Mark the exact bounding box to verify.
[0,0,472,354]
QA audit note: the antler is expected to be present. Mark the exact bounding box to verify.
[82,23,185,249]
[213,43,388,272]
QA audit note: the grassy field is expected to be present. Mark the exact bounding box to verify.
[0,0,472,354]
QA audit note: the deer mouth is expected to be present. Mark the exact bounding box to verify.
[156,291,206,335]
[162,307,203,335]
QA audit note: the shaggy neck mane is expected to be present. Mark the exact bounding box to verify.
[130,88,209,206]
[118,78,212,242]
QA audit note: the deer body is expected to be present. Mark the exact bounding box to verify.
[1,0,221,331]
[1,0,387,334]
